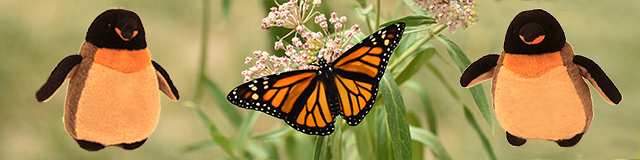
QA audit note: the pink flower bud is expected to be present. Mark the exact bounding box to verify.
[334,22,343,30]
[261,18,271,29]
[244,57,253,64]
[320,21,328,29]
[330,12,338,21]
[313,0,322,7]
[274,41,284,50]
[296,26,305,34]
[350,24,360,34]
[276,19,285,27]
[315,14,326,24]
[253,50,262,58]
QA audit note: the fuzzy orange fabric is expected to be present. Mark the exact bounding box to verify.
[93,48,151,73]
[71,64,159,145]
[502,51,563,78]
[494,66,587,140]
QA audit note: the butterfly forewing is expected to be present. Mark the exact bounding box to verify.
[332,23,405,126]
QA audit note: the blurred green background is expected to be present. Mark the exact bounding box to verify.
[1,0,639,159]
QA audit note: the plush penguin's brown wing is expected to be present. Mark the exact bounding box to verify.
[36,55,83,102]
[573,55,621,104]
[152,61,179,100]
[460,54,500,87]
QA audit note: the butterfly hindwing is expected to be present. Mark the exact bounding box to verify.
[227,70,336,135]
[332,23,405,126]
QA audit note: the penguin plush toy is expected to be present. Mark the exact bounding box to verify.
[460,9,621,147]
[35,9,179,151]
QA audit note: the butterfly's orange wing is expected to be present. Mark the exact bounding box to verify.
[227,71,337,135]
[332,23,405,126]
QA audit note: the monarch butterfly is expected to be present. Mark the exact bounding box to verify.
[227,23,405,135]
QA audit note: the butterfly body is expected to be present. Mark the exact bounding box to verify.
[228,23,405,135]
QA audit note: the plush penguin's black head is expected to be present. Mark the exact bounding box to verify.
[86,9,146,50]
[504,9,565,54]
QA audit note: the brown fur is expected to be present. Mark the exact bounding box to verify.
[66,41,96,138]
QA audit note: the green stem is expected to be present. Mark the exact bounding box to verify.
[375,0,380,31]
[354,0,373,33]
[388,25,446,71]
[194,0,212,103]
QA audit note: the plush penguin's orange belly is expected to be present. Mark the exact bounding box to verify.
[494,52,586,140]
[67,48,159,146]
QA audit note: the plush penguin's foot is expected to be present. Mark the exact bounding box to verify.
[75,139,105,151]
[555,133,584,147]
[506,132,526,146]
[118,138,147,150]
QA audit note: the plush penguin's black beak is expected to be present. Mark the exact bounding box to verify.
[518,23,545,45]
[115,18,139,41]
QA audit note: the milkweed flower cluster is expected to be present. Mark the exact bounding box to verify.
[415,0,477,33]
[242,0,361,82]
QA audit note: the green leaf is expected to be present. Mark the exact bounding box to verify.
[393,43,436,85]
[379,73,412,160]
[409,126,452,160]
[253,128,292,140]
[203,76,243,127]
[245,141,269,159]
[403,80,437,135]
[313,136,330,160]
[343,132,358,160]
[425,64,497,160]
[406,112,424,160]
[181,140,218,153]
[265,141,280,160]
[353,2,376,33]
[330,119,343,160]
[235,111,258,156]
[379,14,436,28]
[221,0,231,23]
[286,133,314,160]
[404,25,439,35]
[185,101,236,158]
[392,31,418,58]
[357,3,374,15]
[463,106,498,160]
[436,34,493,131]
[402,0,429,15]
[435,34,471,72]
[353,119,374,160]
[468,85,491,129]
[393,0,403,19]
[375,106,390,160]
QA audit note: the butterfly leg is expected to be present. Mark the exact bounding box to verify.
[75,139,105,151]
[555,133,583,147]
[506,131,526,146]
